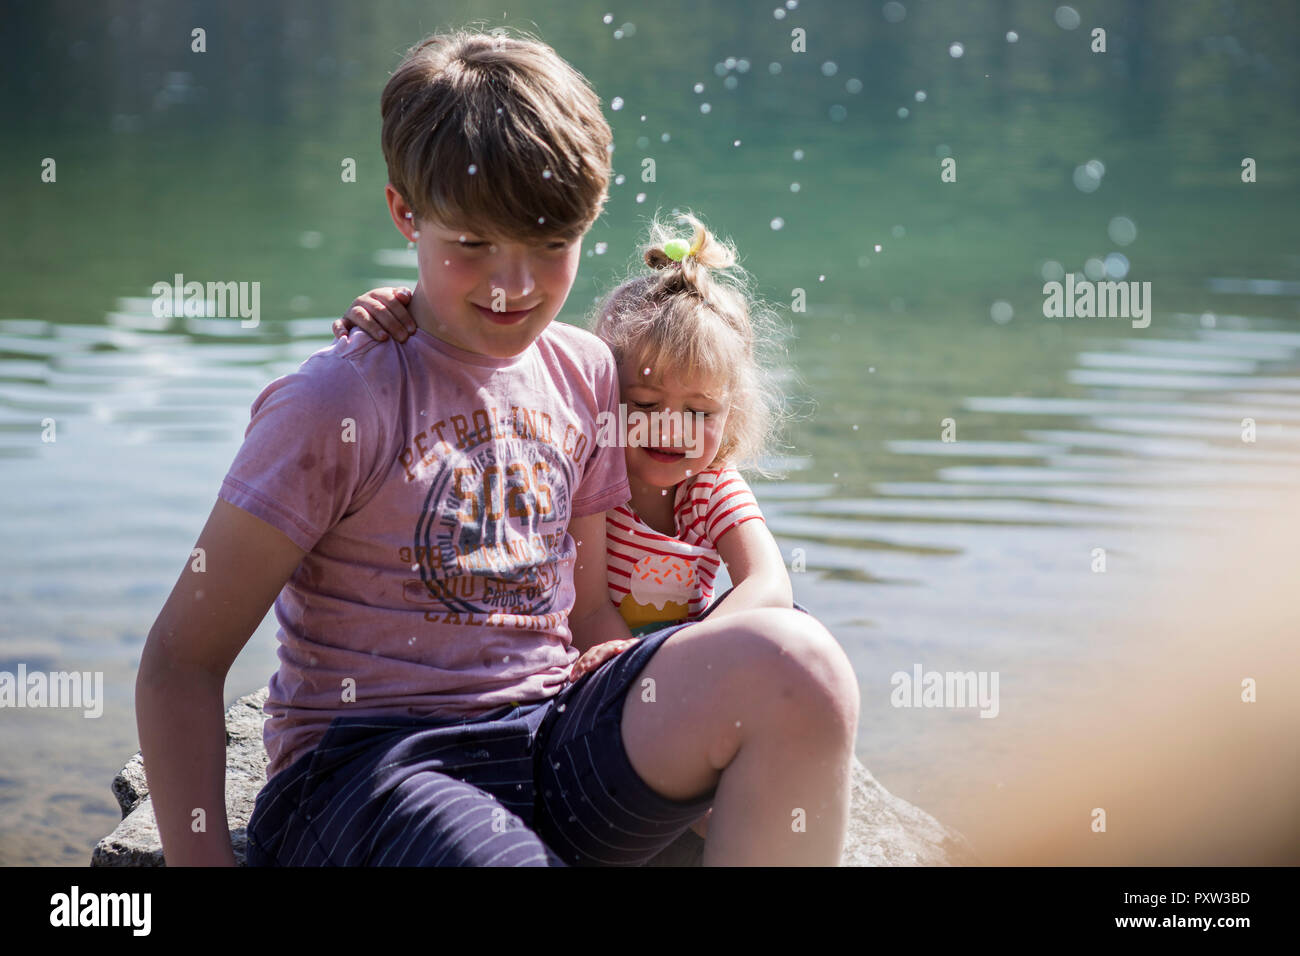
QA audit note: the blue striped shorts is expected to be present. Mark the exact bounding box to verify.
[244,619,715,867]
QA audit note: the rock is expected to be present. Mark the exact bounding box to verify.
[94,687,978,866]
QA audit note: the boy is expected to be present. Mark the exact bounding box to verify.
[135,29,859,866]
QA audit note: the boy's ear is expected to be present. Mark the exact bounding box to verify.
[385,185,417,239]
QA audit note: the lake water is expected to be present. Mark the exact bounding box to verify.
[2,0,1297,864]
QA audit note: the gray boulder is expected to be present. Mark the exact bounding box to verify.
[93,687,978,866]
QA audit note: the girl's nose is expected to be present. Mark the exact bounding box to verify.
[663,408,683,446]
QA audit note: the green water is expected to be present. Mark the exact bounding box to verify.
[1,0,1297,864]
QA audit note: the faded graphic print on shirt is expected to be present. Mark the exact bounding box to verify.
[401,404,596,629]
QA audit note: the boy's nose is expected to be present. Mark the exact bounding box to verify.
[490,255,536,303]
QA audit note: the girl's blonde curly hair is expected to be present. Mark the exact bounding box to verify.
[592,211,790,476]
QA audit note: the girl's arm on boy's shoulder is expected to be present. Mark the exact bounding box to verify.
[707,517,793,619]
[333,287,416,342]
[135,499,307,866]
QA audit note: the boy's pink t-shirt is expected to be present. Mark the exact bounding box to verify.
[218,321,630,780]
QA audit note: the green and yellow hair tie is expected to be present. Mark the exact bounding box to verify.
[663,235,703,262]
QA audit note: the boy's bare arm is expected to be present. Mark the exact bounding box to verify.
[567,510,633,655]
[135,498,306,866]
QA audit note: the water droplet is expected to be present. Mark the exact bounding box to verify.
[990,300,1014,324]
[773,7,787,18]
[733,139,742,147]
[949,42,964,58]
[770,217,785,230]
[846,78,863,94]
[595,242,608,255]
[1107,215,1137,246]
[852,424,859,431]
[818,274,825,281]
[769,62,782,75]
[790,182,800,192]
[914,90,927,102]
[821,61,838,76]
[636,192,647,203]
[883,1,906,23]
[1054,5,1081,30]
[660,132,671,142]
[1072,163,1102,193]
[700,103,711,114]
[602,13,613,24]
[829,104,847,121]
[874,243,882,252]
[1104,252,1130,279]
[542,169,552,179]
[614,173,626,185]
[467,164,477,175]
[611,96,624,110]
[793,148,804,161]
[693,82,705,94]
[1006,31,1019,43]
[897,106,910,119]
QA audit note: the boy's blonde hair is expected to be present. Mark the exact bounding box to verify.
[593,211,789,475]
[381,29,613,242]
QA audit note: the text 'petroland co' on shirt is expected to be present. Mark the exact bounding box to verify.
[218,321,630,780]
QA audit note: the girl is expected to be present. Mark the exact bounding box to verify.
[336,212,795,683]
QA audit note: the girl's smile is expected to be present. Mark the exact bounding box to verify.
[643,446,687,463]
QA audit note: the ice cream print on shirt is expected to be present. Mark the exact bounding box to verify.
[606,468,767,634]
[622,553,698,629]
[400,405,589,629]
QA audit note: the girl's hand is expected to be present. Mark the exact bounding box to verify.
[333,287,416,342]
[569,638,639,683]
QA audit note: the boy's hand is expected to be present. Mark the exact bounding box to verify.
[569,638,639,683]
[333,287,416,342]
